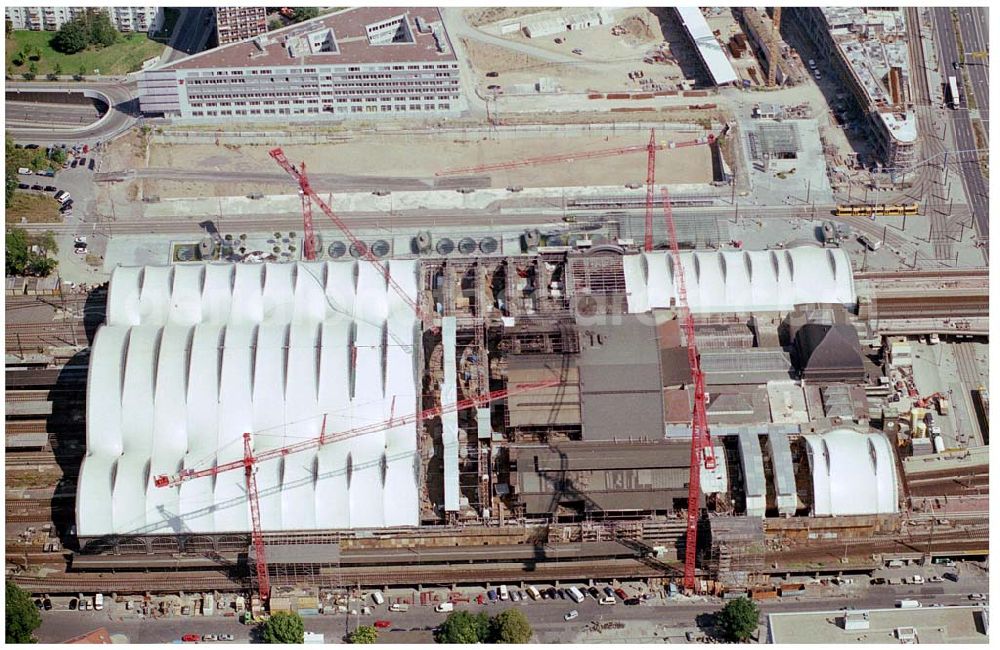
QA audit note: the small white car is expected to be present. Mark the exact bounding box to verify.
[564,610,579,621]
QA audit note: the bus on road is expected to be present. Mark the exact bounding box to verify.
[948,75,961,109]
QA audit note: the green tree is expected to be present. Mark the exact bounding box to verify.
[87,10,119,48]
[291,7,320,23]
[5,229,30,276]
[26,256,57,277]
[12,50,24,66]
[53,20,89,54]
[5,18,12,37]
[6,580,41,643]
[268,18,283,31]
[5,170,16,206]
[347,625,378,644]
[26,44,41,61]
[35,231,58,256]
[260,611,305,644]
[50,149,66,165]
[53,63,63,77]
[716,597,760,643]
[74,64,86,81]
[22,63,36,81]
[491,608,533,643]
[434,610,491,644]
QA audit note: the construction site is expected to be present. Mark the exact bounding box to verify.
[4,6,989,631]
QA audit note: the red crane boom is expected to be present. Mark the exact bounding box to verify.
[243,431,270,603]
[268,147,428,327]
[644,129,656,251]
[661,187,717,592]
[154,379,560,489]
[434,134,714,177]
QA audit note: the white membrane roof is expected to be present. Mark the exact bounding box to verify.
[623,247,856,314]
[78,261,420,536]
[802,428,899,516]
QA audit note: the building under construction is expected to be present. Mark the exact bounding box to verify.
[67,235,941,596]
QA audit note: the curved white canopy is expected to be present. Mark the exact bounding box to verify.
[802,428,899,516]
[623,247,856,314]
[78,261,421,536]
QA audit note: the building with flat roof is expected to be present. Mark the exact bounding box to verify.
[214,6,267,45]
[5,6,162,33]
[768,605,988,644]
[674,7,739,86]
[790,7,918,169]
[139,7,464,122]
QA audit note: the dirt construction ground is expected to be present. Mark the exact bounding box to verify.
[462,9,689,94]
[130,131,714,199]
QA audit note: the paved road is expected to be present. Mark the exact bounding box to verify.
[956,7,989,129]
[33,575,990,644]
[5,82,138,145]
[5,102,103,127]
[931,7,989,247]
[160,7,214,65]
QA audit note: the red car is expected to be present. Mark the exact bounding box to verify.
[374,620,392,629]
[614,588,628,600]
[181,634,201,643]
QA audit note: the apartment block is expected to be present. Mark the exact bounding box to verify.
[215,6,267,45]
[790,7,918,169]
[5,6,163,33]
[139,7,465,123]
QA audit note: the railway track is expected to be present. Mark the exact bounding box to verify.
[871,294,988,319]
[4,420,52,434]
[6,389,85,403]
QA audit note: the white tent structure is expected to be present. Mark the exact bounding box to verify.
[801,428,899,516]
[78,261,421,537]
[623,247,856,314]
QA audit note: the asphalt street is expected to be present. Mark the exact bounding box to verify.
[957,7,989,129]
[160,7,214,65]
[5,81,137,145]
[931,7,989,245]
[33,573,989,644]
[5,102,103,127]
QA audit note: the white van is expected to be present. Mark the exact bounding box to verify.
[435,602,454,613]
[388,603,409,613]
[897,599,921,609]
[54,190,71,204]
[525,585,541,601]
[18,167,32,175]
[94,593,104,611]
[498,585,509,601]
[371,592,385,606]
[567,587,585,604]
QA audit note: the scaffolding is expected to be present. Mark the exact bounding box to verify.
[706,516,766,587]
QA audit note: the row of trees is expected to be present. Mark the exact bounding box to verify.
[6,581,42,644]
[52,10,119,54]
[6,228,59,277]
[435,608,533,644]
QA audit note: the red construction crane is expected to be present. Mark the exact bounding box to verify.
[644,129,656,251]
[268,148,429,327]
[295,161,318,261]
[660,187,717,592]
[153,378,561,602]
[434,133,714,177]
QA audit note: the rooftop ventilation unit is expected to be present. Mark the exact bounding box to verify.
[349,241,368,258]
[458,237,477,255]
[328,241,347,258]
[371,240,390,258]
[480,236,499,254]
[436,238,455,255]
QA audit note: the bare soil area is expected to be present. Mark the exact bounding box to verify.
[464,7,558,27]
[135,130,714,198]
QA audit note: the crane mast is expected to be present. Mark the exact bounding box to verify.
[661,187,717,592]
[268,148,429,327]
[243,431,271,604]
[644,129,656,251]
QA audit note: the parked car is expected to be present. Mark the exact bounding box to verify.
[572,48,583,55]
[43,598,52,611]
[487,84,501,91]
[374,620,392,629]
[614,588,628,600]
[969,593,987,601]
[564,610,579,621]
[603,587,615,598]
[436,602,455,613]
[17,183,29,189]
[202,634,217,642]
[943,572,959,582]
[40,170,55,177]
[487,589,497,602]
[30,184,43,191]
[44,185,57,192]
[624,598,641,606]
[510,590,521,602]
[928,576,944,583]
[546,588,557,599]
[588,587,600,599]
[218,634,234,642]
[78,158,88,167]
[181,634,201,643]
[88,159,96,171]
[486,71,499,78]
[69,598,78,610]
[71,159,80,168]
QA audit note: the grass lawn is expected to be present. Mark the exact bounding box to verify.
[6,30,164,76]
[6,193,62,224]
